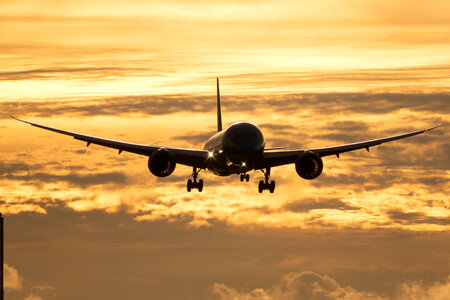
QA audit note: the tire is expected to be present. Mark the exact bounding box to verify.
[246,174,250,182]
[187,179,192,192]
[198,179,204,192]
[269,181,275,193]
[258,180,264,193]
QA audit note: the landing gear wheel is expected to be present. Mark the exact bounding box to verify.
[187,167,204,192]
[198,179,204,192]
[269,180,275,193]
[241,173,250,182]
[258,168,276,193]
[187,179,192,192]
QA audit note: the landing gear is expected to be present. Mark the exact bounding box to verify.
[240,173,250,182]
[258,168,275,193]
[187,167,203,192]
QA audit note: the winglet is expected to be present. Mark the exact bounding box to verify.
[216,77,222,132]
[424,123,442,132]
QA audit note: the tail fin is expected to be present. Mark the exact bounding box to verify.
[216,77,222,132]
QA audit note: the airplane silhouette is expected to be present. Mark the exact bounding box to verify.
[11,78,441,193]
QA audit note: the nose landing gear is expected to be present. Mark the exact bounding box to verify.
[240,173,250,182]
[258,168,275,193]
[187,167,203,192]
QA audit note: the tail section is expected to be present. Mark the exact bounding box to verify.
[216,77,222,132]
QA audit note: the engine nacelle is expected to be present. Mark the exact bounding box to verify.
[148,148,176,177]
[295,151,323,180]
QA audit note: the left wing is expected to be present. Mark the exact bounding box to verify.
[261,123,441,168]
[11,116,209,168]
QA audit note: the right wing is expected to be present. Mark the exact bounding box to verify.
[11,116,209,168]
[260,123,441,169]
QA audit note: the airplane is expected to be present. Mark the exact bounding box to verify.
[11,78,441,193]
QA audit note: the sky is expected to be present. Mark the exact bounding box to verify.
[1,0,449,299]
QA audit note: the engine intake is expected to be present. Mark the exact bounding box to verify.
[148,148,176,177]
[295,151,323,180]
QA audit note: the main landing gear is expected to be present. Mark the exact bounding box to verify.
[258,168,275,193]
[187,167,203,192]
[240,173,250,182]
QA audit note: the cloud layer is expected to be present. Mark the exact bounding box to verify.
[212,271,450,300]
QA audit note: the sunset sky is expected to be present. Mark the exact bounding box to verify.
[1,0,449,299]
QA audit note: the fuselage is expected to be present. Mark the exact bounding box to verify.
[203,122,265,176]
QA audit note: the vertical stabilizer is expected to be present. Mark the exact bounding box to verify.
[216,78,222,132]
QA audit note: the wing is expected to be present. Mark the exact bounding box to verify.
[11,116,209,168]
[261,123,441,168]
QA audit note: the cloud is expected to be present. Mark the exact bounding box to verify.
[396,276,450,300]
[283,198,360,212]
[212,271,450,300]
[5,264,23,291]
[0,203,47,215]
[386,210,450,226]
[0,161,33,176]
[0,161,128,188]
[173,131,216,147]
[28,285,57,300]
[3,95,216,119]
[258,123,297,133]
[0,67,147,81]
[3,91,449,119]
[25,295,43,300]
[212,271,386,300]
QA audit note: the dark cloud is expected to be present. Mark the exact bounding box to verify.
[258,123,296,133]
[173,131,215,147]
[375,141,450,171]
[386,210,450,226]
[264,136,306,149]
[321,120,370,131]
[303,152,444,199]
[283,198,360,212]
[3,171,128,188]
[73,149,87,154]
[227,65,450,86]
[0,158,131,188]
[3,92,449,119]
[314,120,371,144]
[0,67,149,81]
[236,205,275,215]
[257,123,311,148]
[3,95,216,119]
[296,92,450,115]
[315,172,375,188]
[0,161,32,175]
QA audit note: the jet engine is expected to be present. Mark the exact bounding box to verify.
[295,151,323,180]
[148,148,176,177]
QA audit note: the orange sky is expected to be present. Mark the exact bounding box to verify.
[1,1,449,299]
